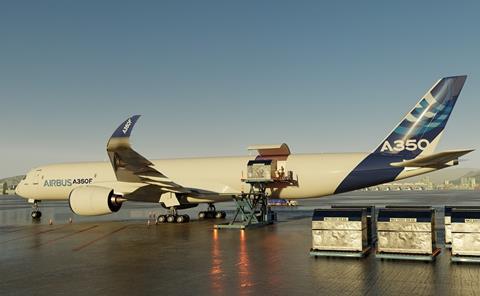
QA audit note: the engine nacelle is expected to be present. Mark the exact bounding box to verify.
[69,186,122,216]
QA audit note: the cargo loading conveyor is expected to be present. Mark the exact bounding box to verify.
[215,144,297,230]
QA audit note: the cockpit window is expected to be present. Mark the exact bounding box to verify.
[22,176,26,180]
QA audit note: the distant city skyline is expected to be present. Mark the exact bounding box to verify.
[1,1,480,177]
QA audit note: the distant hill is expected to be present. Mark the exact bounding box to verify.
[0,175,25,187]
[459,170,480,178]
[451,170,480,184]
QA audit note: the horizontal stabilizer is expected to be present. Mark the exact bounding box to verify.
[390,149,474,168]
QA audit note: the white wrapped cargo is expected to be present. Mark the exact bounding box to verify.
[331,205,376,246]
[445,206,480,247]
[451,209,480,256]
[311,208,368,252]
[377,208,436,255]
[246,159,275,181]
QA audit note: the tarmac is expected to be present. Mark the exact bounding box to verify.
[2,191,480,296]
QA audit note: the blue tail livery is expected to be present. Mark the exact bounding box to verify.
[375,75,466,158]
[335,75,468,193]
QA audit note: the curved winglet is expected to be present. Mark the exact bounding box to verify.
[111,115,141,138]
[107,115,141,150]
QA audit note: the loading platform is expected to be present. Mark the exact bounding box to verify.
[215,143,295,230]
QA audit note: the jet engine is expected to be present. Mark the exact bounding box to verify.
[69,186,123,216]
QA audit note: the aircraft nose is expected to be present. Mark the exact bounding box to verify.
[15,182,22,196]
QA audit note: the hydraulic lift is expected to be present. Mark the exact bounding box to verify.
[215,181,274,229]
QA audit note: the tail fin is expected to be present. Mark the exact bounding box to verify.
[375,75,467,159]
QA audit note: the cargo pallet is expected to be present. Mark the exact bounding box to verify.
[215,182,274,230]
[310,247,371,258]
[375,248,441,262]
[451,255,480,263]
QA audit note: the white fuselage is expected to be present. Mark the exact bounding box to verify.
[15,152,437,204]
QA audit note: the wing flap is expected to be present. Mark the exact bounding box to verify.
[391,149,474,168]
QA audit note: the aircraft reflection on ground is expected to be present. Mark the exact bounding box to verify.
[238,230,252,292]
[210,229,224,293]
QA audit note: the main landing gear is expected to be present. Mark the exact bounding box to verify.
[157,207,190,224]
[198,203,226,220]
[31,200,42,219]
[155,204,225,224]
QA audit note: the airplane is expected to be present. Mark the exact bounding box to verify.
[15,75,473,223]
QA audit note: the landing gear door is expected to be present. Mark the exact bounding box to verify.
[160,192,181,208]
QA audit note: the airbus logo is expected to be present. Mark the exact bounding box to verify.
[380,139,430,152]
[122,118,132,134]
[43,178,93,187]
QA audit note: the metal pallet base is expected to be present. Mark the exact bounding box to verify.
[451,255,480,263]
[376,248,441,261]
[310,247,371,258]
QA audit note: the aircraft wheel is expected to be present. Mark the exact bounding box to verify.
[31,211,42,219]
[157,215,167,223]
[215,211,224,219]
[183,215,190,222]
[167,215,176,223]
[176,215,187,223]
[198,212,206,219]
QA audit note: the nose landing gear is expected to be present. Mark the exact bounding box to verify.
[31,200,42,220]
[198,203,226,220]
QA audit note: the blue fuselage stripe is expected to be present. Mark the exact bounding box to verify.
[334,153,404,194]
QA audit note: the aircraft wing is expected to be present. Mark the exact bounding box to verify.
[106,115,191,197]
[390,149,474,168]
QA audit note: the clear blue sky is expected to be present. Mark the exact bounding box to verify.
[1,1,479,178]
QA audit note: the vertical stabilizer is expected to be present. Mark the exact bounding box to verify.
[335,75,467,194]
[374,75,467,159]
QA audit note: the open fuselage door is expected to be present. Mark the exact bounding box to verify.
[246,143,295,184]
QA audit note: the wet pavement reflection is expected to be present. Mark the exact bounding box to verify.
[2,191,480,295]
